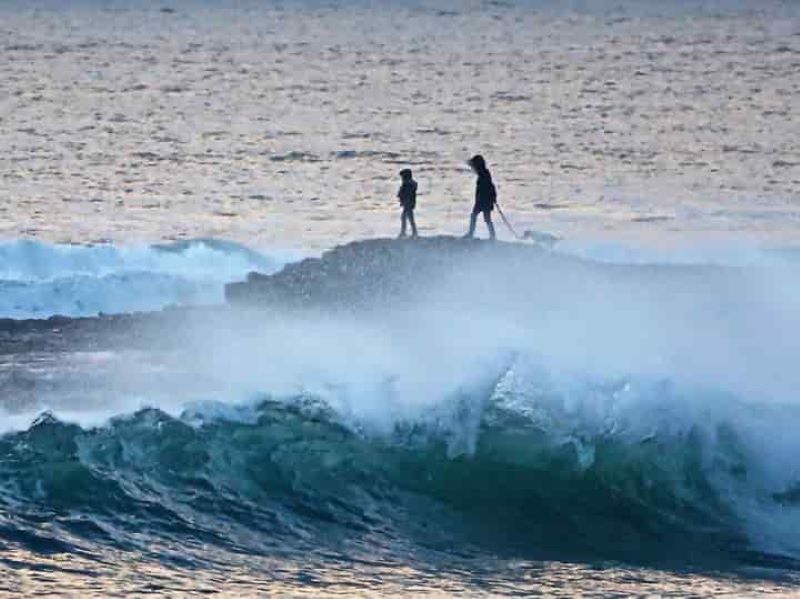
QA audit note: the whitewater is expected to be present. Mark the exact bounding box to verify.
[1,0,799,594]
[1,236,799,595]
[0,238,293,319]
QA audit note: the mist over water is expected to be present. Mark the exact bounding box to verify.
[2,241,800,592]
[1,0,799,594]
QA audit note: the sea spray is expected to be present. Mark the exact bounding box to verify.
[2,238,800,573]
[0,239,294,318]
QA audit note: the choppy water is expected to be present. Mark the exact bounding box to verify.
[1,238,800,594]
[0,0,798,247]
[0,238,295,318]
[1,396,799,597]
[1,0,800,595]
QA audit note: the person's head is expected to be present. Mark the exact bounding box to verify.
[399,168,413,181]
[468,154,487,173]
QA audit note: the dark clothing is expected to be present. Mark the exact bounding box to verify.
[467,210,495,240]
[400,206,417,237]
[398,178,418,237]
[398,180,417,210]
[464,167,497,240]
[472,171,496,214]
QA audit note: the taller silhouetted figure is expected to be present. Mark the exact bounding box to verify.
[463,154,496,240]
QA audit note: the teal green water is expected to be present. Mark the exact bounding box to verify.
[2,395,798,595]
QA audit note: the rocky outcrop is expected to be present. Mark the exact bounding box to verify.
[0,238,548,353]
[0,236,741,355]
[224,236,553,310]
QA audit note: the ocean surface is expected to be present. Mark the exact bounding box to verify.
[1,0,800,596]
[1,0,798,248]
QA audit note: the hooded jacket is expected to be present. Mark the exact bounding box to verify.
[473,169,496,213]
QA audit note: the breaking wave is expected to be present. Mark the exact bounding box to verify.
[1,237,800,575]
[2,362,800,569]
[0,239,293,318]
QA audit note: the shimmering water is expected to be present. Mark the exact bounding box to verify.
[1,0,798,248]
[2,0,800,595]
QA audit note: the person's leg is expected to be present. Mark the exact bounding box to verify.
[408,209,418,237]
[464,211,478,238]
[484,210,496,240]
[399,208,408,238]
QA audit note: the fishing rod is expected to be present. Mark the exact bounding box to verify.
[495,201,562,247]
[495,202,523,240]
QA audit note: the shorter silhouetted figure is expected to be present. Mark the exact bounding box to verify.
[463,154,496,240]
[397,168,418,238]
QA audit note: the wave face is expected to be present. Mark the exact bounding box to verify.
[1,386,799,571]
[0,239,289,318]
[1,239,800,582]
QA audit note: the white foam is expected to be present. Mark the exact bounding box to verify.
[2,238,800,557]
[0,239,297,318]
[556,238,800,267]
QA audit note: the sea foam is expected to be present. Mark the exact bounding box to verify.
[0,238,295,319]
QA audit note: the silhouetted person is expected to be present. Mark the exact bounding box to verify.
[463,154,496,240]
[397,168,418,238]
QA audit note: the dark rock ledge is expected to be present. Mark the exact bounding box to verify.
[0,236,739,354]
[225,236,553,310]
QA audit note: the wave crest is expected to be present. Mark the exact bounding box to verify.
[3,376,799,568]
